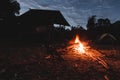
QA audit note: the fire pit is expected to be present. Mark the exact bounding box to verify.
[45,34,110,79]
[58,34,109,69]
[68,34,88,54]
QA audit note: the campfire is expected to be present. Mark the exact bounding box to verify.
[69,34,87,54]
[58,34,109,70]
[45,34,110,80]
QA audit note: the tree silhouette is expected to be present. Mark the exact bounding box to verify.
[97,18,104,27]
[0,0,20,19]
[97,18,111,27]
[104,18,111,27]
[10,0,20,14]
[86,15,96,30]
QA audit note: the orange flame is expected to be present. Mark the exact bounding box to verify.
[74,35,85,54]
[75,35,80,44]
[66,35,109,69]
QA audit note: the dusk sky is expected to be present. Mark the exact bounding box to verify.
[18,0,120,28]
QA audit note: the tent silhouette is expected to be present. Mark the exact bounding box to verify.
[96,33,117,44]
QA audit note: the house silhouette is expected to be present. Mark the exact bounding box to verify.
[17,9,70,42]
[18,9,70,32]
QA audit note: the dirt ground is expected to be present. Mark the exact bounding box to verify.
[0,44,120,80]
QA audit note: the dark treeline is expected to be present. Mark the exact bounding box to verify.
[48,26,87,43]
[0,0,120,44]
[0,0,20,38]
[86,15,120,43]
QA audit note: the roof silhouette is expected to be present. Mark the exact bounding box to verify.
[19,9,70,26]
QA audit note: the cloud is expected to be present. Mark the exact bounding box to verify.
[18,0,120,28]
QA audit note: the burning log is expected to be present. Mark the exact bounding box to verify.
[58,34,109,69]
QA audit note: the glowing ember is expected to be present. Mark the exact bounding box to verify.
[56,34,109,69]
[74,35,85,54]
[67,34,109,69]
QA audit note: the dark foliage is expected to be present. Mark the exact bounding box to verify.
[86,15,120,44]
[0,0,20,19]
[87,15,96,30]
[0,0,120,45]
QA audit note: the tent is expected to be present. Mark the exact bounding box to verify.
[95,33,117,44]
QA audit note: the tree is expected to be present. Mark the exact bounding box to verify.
[86,15,96,30]
[97,18,111,27]
[0,0,20,19]
[104,18,111,27]
[97,18,105,27]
